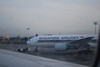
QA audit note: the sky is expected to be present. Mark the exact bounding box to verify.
[0,0,100,37]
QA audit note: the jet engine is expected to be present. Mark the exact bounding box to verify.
[54,43,69,51]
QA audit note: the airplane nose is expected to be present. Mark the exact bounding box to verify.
[26,37,38,46]
[26,41,30,45]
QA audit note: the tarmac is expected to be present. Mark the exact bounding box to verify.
[0,44,96,66]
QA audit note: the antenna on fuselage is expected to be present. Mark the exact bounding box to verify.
[35,34,38,37]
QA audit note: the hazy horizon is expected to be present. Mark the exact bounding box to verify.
[0,0,99,37]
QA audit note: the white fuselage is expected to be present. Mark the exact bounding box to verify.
[27,34,97,47]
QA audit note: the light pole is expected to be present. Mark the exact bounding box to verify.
[27,28,30,40]
[94,22,97,34]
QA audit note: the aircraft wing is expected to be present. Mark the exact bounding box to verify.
[0,49,88,67]
[69,37,94,47]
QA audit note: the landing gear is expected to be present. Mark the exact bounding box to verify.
[17,48,22,52]
[17,48,30,52]
[34,46,38,52]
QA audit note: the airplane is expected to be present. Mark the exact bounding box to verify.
[26,34,97,53]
